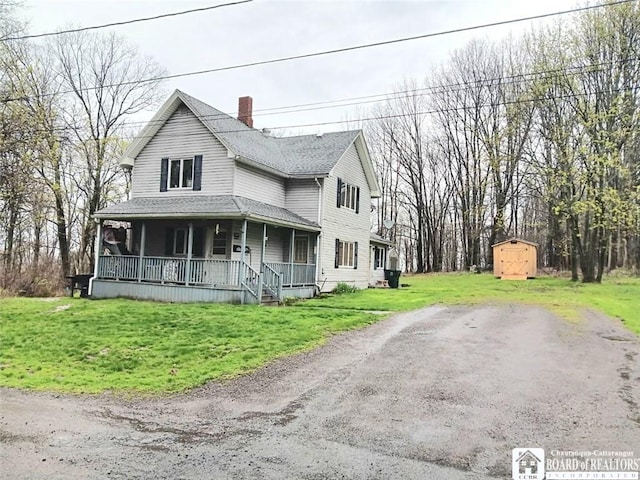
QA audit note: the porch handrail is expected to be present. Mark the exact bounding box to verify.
[264,262,316,287]
[263,263,282,301]
[97,255,242,286]
[241,262,260,300]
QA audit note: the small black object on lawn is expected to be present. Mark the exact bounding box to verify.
[66,274,93,298]
[384,269,401,288]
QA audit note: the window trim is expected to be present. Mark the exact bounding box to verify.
[337,240,356,268]
[374,246,386,270]
[173,228,188,256]
[168,157,194,190]
[293,236,309,264]
[337,178,360,212]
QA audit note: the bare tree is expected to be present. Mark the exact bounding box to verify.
[51,30,166,271]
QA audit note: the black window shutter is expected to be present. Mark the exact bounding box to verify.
[355,187,360,213]
[334,238,340,268]
[160,157,169,192]
[192,227,204,257]
[354,241,358,269]
[165,227,174,256]
[193,155,203,191]
[336,178,342,208]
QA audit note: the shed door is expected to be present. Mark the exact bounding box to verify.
[501,247,530,277]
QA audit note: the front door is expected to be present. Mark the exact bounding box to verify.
[205,226,231,285]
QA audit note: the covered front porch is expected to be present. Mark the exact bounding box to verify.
[91,197,320,304]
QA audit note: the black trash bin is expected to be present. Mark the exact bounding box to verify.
[384,269,401,288]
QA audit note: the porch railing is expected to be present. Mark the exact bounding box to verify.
[98,256,241,286]
[241,262,260,300]
[263,263,283,301]
[264,262,316,286]
[97,256,316,300]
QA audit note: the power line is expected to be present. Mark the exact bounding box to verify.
[3,0,253,42]
[49,56,636,131]
[1,0,634,103]
[31,84,635,141]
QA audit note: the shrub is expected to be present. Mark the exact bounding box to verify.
[332,282,358,295]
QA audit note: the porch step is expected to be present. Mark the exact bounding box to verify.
[261,291,279,306]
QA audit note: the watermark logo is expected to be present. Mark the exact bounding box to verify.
[513,448,545,480]
[512,448,639,479]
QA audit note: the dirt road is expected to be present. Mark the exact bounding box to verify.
[2,305,639,479]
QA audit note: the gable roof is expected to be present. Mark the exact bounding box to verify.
[120,90,380,197]
[492,238,538,248]
[94,195,320,231]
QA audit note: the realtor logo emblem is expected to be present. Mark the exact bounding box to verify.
[512,448,545,480]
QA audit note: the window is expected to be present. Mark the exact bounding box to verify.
[165,227,204,257]
[173,228,187,255]
[294,237,309,264]
[374,246,386,269]
[335,239,358,268]
[337,178,360,212]
[160,155,202,192]
[169,158,193,189]
[212,230,227,256]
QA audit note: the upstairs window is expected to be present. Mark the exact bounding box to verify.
[336,178,360,213]
[169,158,193,189]
[160,155,202,192]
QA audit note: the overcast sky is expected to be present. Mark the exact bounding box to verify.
[21,0,578,134]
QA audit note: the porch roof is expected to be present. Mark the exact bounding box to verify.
[370,233,394,246]
[94,195,320,231]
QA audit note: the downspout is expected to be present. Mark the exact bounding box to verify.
[88,219,103,296]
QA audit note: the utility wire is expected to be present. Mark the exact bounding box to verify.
[29,84,635,140]
[2,0,254,41]
[1,0,634,103]
[44,56,636,131]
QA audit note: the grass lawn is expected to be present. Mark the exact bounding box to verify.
[0,299,378,394]
[301,273,640,333]
[1,273,637,395]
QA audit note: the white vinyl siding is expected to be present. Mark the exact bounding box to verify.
[233,164,285,207]
[132,104,233,198]
[285,179,320,223]
[319,141,372,291]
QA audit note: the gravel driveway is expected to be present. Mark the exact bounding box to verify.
[1,305,639,479]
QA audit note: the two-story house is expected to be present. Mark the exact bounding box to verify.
[90,90,392,304]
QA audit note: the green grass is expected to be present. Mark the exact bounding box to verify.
[0,299,378,394]
[1,273,637,395]
[302,273,640,333]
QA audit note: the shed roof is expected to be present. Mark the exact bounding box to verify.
[370,233,394,246]
[491,238,538,248]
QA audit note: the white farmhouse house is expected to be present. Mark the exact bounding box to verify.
[91,90,391,304]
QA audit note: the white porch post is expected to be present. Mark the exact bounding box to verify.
[257,222,266,299]
[137,222,146,283]
[260,223,267,268]
[289,229,295,287]
[185,222,193,286]
[89,220,103,296]
[315,233,321,284]
[239,219,248,303]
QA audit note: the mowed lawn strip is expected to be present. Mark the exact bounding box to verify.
[299,273,640,334]
[1,273,637,395]
[0,299,378,394]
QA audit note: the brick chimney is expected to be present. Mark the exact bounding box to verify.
[238,96,253,128]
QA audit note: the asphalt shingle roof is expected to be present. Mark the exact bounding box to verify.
[179,90,360,176]
[94,195,320,230]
